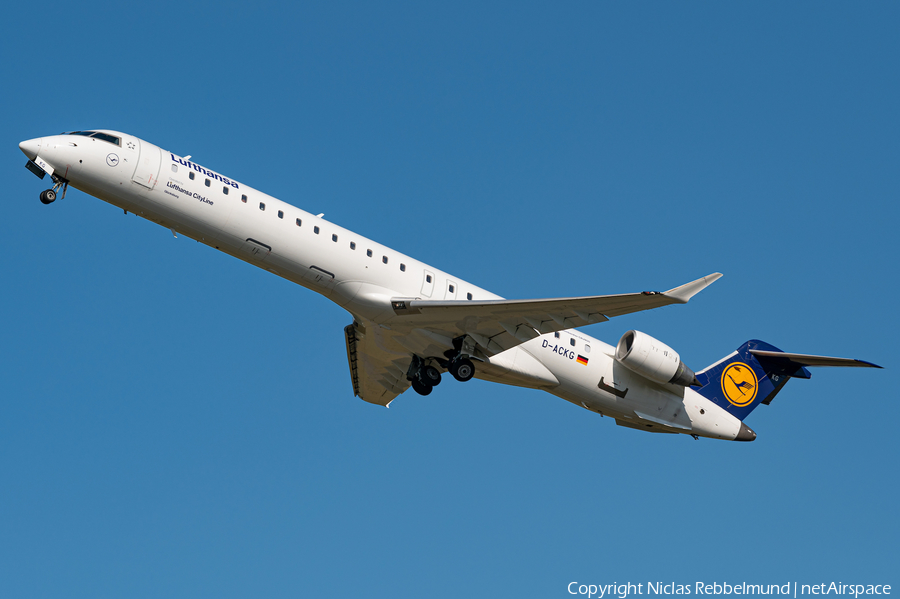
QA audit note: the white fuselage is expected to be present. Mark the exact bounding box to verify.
[20,131,745,441]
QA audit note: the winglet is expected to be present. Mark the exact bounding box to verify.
[663,272,723,303]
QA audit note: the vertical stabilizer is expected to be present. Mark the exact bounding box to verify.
[694,340,811,421]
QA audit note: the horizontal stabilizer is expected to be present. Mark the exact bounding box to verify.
[749,350,882,369]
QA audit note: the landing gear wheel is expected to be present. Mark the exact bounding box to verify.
[450,358,475,382]
[411,378,433,396]
[40,189,57,204]
[423,365,442,386]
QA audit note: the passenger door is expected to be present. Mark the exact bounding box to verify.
[132,140,162,189]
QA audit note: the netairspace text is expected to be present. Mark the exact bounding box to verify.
[567,582,892,599]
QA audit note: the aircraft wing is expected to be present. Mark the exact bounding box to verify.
[390,273,722,357]
[342,273,721,406]
[344,323,411,406]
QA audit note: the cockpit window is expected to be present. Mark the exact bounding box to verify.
[90,132,121,146]
[62,131,121,146]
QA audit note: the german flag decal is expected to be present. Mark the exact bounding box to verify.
[576,355,589,365]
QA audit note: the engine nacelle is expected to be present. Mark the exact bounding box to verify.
[615,330,699,387]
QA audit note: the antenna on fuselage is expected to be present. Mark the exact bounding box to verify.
[183,155,192,161]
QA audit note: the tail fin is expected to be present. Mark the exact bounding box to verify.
[694,340,882,421]
[694,340,797,421]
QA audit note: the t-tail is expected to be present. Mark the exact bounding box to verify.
[695,340,882,422]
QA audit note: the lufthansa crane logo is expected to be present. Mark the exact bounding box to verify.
[106,153,120,167]
[721,362,758,407]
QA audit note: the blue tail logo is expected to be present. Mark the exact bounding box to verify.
[721,362,758,407]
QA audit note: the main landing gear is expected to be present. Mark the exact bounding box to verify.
[446,335,476,383]
[408,356,443,396]
[448,358,475,382]
[407,351,477,396]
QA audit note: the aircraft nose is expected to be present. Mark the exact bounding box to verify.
[19,137,42,161]
[735,422,757,442]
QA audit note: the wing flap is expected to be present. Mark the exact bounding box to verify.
[345,323,412,406]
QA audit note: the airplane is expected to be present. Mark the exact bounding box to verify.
[18,130,882,442]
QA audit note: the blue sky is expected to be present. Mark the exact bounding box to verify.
[1,2,897,598]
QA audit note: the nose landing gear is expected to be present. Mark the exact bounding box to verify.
[39,177,68,205]
[25,158,68,205]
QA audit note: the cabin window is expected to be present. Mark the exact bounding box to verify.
[332,234,338,242]
[570,338,576,347]
[189,172,195,180]
[554,332,560,339]
[467,293,473,300]
[223,187,229,195]
[400,263,406,272]
[448,284,455,293]
[585,345,591,353]
[259,202,265,211]
[426,274,432,283]
[366,249,373,257]
[205,179,210,187]
[241,194,247,203]
[314,226,320,234]
[278,210,284,219]
[171,164,177,173]
[295,218,301,227]
[350,242,356,250]
[382,256,388,264]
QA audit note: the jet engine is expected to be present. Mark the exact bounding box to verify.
[615,330,699,387]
